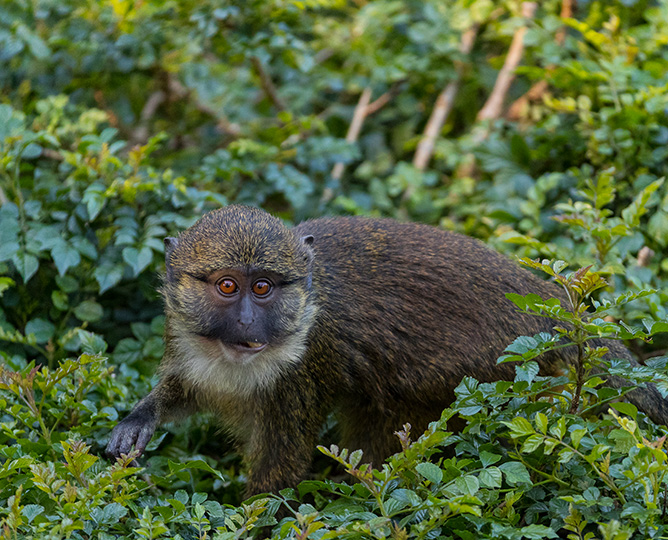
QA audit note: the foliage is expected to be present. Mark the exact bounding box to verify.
[1,0,668,538]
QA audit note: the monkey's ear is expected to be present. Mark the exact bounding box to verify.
[164,237,178,281]
[300,235,314,246]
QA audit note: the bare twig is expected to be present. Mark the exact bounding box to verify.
[637,246,654,267]
[506,0,574,120]
[131,90,166,144]
[413,24,480,171]
[41,148,64,161]
[364,83,402,116]
[477,2,538,122]
[250,56,287,111]
[330,87,373,182]
[167,75,242,137]
[456,3,537,179]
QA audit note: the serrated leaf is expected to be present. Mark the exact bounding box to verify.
[515,361,540,383]
[455,475,479,496]
[505,335,538,354]
[415,462,442,484]
[520,434,543,453]
[479,451,501,468]
[499,462,532,485]
[478,467,502,488]
[504,416,535,438]
[570,429,587,449]
[22,505,44,523]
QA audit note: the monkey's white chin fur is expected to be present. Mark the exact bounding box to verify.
[170,305,317,398]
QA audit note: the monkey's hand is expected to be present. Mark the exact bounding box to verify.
[105,404,157,462]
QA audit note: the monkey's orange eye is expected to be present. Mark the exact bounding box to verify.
[252,280,272,297]
[217,278,238,296]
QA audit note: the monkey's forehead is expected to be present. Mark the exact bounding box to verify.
[171,206,308,277]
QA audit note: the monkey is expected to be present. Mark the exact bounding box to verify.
[106,205,668,495]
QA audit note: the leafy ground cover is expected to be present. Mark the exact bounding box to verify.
[1,0,668,538]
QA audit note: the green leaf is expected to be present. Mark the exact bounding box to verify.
[622,178,663,227]
[77,330,108,355]
[479,451,502,468]
[609,402,637,420]
[25,318,56,344]
[499,462,532,486]
[520,435,543,453]
[82,183,106,221]
[123,246,154,276]
[390,489,422,506]
[0,277,14,297]
[519,525,558,539]
[535,413,548,434]
[504,417,535,438]
[91,503,128,525]
[22,505,44,524]
[114,338,143,364]
[505,336,538,354]
[51,290,68,310]
[0,241,19,262]
[570,429,587,449]
[415,462,442,484]
[455,475,479,496]
[11,251,39,283]
[515,361,539,383]
[52,242,81,276]
[94,263,124,294]
[74,300,104,322]
[478,467,502,488]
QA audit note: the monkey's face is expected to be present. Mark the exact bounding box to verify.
[161,206,317,375]
[172,267,311,365]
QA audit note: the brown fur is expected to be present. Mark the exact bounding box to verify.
[106,206,668,495]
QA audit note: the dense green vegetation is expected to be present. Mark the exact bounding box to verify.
[1,0,668,537]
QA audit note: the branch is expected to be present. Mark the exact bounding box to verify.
[250,56,287,111]
[477,2,538,122]
[506,0,574,121]
[130,90,166,145]
[412,24,480,171]
[455,3,537,179]
[365,82,403,115]
[330,87,373,182]
[41,148,64,161]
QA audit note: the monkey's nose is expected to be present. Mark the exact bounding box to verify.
[237,317,255,327]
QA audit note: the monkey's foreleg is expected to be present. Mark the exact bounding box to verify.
[106,375,195,461]
[243,390,326,496]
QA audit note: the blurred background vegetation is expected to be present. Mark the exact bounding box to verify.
[1,0,668,538]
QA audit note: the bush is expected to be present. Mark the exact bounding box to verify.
[2,0,668,538]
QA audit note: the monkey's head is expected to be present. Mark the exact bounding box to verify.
[162,205,316,373]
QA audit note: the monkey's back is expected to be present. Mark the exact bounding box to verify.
[294,217,572,404]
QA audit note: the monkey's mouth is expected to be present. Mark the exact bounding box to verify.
[227,341,268,353]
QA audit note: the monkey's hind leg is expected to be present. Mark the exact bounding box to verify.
[338,404,411,469]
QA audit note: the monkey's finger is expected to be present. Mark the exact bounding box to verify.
[105,431,122,458]
[134,427,154,456]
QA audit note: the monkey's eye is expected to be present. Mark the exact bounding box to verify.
[252,279,272,297]
[217,278,239,296]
